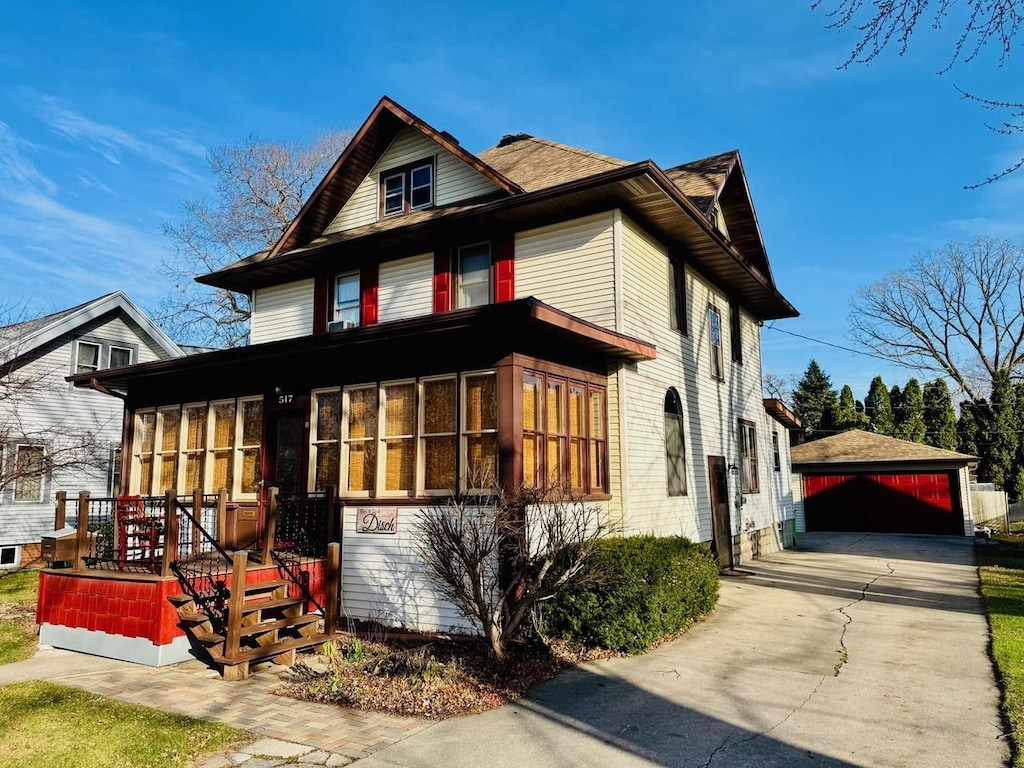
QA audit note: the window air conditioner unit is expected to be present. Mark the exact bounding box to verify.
[328,320,357,332]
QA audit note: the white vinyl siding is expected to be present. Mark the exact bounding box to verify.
[515,212,616,328]
[325,128,501,234]
[340,505,476,633]
[0,312,170,548]
[250,278,315,344]
[377,253,434,322]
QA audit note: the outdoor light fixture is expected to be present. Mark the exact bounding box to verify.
[728,463,740,474]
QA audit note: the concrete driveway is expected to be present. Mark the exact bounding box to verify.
[354,533,1009,768]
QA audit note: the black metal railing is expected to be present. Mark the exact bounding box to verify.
[72,495,168,574]
[169,496,233,628]
[273,490,333,557]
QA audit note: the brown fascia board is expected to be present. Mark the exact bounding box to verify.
[67,298,655,390]
[268,96,524,259]
[722,152,777,287]
[763,398,802,429]
[206,160,798,319]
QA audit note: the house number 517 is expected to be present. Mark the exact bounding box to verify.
[277,394,294,404]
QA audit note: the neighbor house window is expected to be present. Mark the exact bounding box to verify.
[13,445,45,502]
[739,419,759,493]
[669,257,687,335]
[665,388,687,496]
[0,546,18,568]
[109,346,133,368]
[132,397,263,499]
[332,272,360,329]
[75,341,101,374]
[458,243,491,308]
[381,160,434,217]
[709,306,724,381]
[521,371,606,494]
[772,431,781,472]
[108,447,122,497]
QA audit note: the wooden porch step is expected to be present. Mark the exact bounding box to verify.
[242,579,291,595]
[238,614,321,639]
[235,597,305,617]
[209,633,334,666]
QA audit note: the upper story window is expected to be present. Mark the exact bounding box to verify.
[380,159,434,218]
[458,242,491,308]
[74,337,136,375]
[709,306,724,381]
[669,257,687,335]
[730,302,743,364]
[772,431,781,472]
[738,419,759,493]
[332,272,361,330]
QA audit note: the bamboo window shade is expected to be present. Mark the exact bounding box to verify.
[184,405,207,493]
[240,399,262,494]
[314,392,340,491]
[522,376,542,488]
[384,383,415,491]
[546,381,564,485]
[347,387,377,492]
[158,409,180,493]
[423,378,456,491]
[465,374,498,484]
[568,386,585,488]
[211,402,235,492]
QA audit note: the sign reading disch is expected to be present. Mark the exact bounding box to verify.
[357,508,398,534]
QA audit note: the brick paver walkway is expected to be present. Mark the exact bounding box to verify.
[49,657,433,762]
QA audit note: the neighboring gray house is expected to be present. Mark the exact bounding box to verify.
[0,292,184,568]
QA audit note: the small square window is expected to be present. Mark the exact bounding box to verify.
[0,546,18,568]
[75,341,100,374]
[379,159,434,218]
[109,346,133,368]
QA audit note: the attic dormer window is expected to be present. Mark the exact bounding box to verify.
[380,159,434,217]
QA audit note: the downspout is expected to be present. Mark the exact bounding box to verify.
[87,377,127,401]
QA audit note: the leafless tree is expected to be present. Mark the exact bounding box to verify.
[762,372,792,401]
[813,0,1024,184]
[849,237,1024,401]
[414,483,607,661]
[159,130,353,348]
[0,306,111,495]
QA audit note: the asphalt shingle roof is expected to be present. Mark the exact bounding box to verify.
[790,430,977,466]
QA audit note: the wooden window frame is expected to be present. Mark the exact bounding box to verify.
[738,419,760,494]
[419,375,458,496]
[331,271,361,330]
[461,370,498,493]
[341,384,378,498]
[180,403,207,496]
[157,405,184,495]
[236,396,263,498]
[12,444,45,503]
[521,369,607,495]
[132,409,156,496]
[309,389,341,493]
[378,379,418,498]
[457,241,492,309]
[379,158,435,218]
[709,304,724,381]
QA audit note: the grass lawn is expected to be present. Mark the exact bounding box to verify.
[977,532,1024,767]
[0,570,39,665]
[0,680,245,768]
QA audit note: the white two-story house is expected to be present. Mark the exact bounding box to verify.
[73,97,800,633]
[0,292,183,568]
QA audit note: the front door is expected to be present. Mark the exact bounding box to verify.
[265,409,306,498]
[708,455,734,568]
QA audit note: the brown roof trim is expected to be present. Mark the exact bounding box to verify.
[68,298,655,390]
[268,96,524,258]
[763,398,801,430]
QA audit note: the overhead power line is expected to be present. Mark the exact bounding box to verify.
[763,323,899,364]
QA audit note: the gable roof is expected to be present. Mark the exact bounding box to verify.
[791,430,976,467]
[268,96,524,258]
[0,291,184,365]
[664,150,736,215]
[477,135,629,192]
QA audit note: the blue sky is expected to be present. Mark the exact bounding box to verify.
[2,1,1022,402]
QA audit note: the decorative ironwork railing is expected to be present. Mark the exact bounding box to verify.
[168,495,233,628]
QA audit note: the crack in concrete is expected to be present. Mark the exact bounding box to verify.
[834,562,895,676]
[700,561,898,766]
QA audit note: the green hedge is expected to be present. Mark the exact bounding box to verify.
[546,535,720,654]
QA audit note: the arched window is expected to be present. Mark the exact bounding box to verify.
[665,388,687,496]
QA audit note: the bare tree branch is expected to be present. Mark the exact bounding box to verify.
[158,130,352,348]
[849,237,1024,401]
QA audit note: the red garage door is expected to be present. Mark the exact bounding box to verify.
[804,472,963,535]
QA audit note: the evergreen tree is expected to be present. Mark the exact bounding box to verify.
[835,385,869,431]
[988,369,1018,492]
[1012,383,1024,500]
[922,379,957,450]
[791,360,838,441]
[889,384,904,428]
[957,400,988,459]
[864,376,895,436]
[898,378,926,443]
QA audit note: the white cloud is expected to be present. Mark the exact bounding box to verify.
[0,122,57,195]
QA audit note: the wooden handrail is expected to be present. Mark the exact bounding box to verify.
[161,489,179,577]
[216,488,227,547]
[225,550,247,662]
[325,542,340,636]
[261,486,279,564]
[55,491,66,530]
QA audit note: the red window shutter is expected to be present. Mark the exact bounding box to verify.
[493,237,515,303]
[433,250,452,313]
[312,275,329,334]
[361,264,378,326]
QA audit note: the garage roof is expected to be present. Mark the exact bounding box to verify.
[791,430,976,468]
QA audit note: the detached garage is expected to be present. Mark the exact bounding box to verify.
[791,431,977,536]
